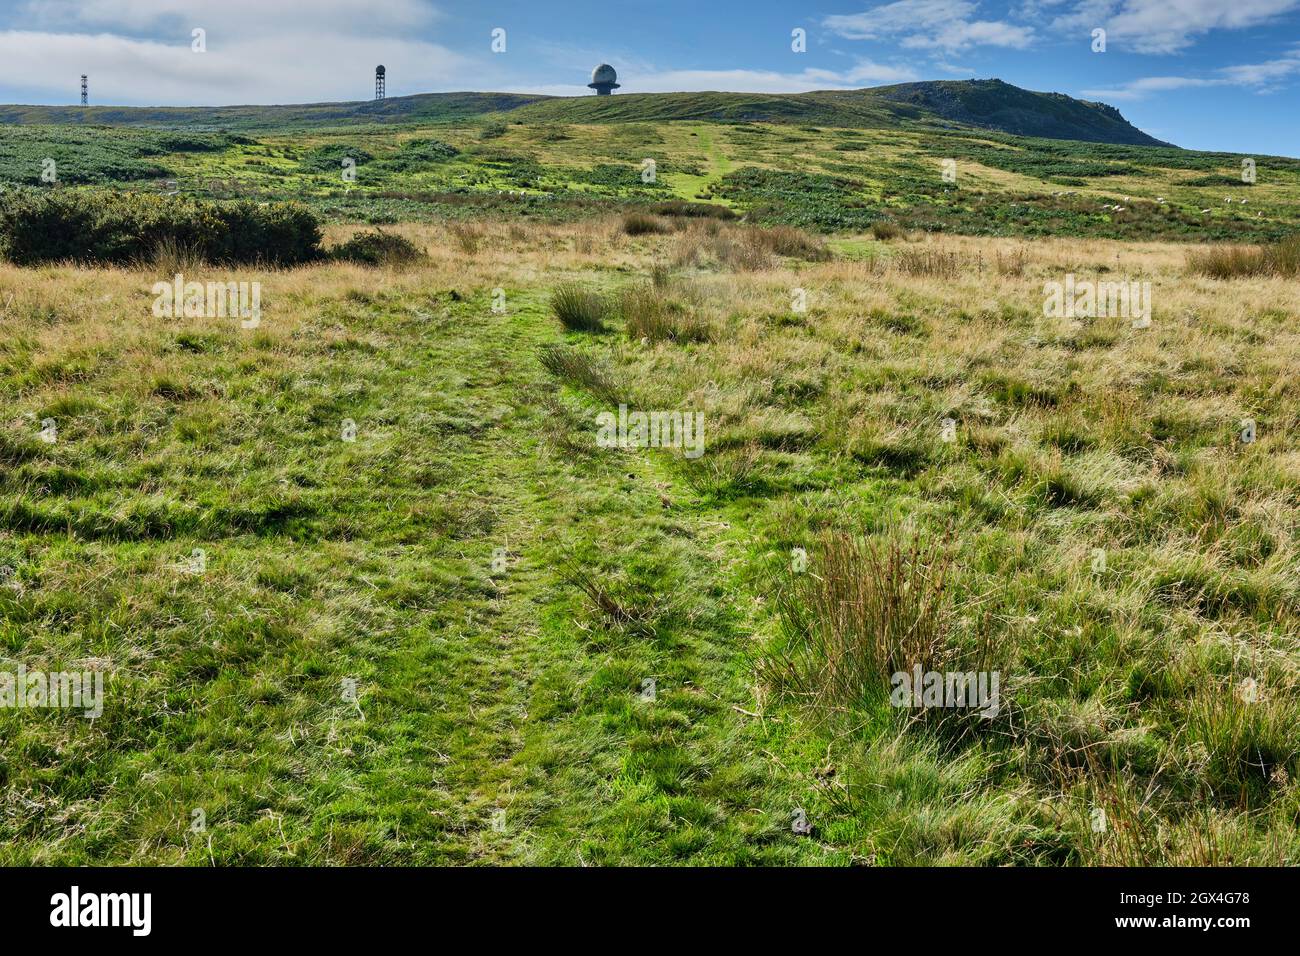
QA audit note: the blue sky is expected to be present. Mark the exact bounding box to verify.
[0,1,1298,155]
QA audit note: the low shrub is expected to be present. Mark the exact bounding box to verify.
[202,199,323,266]
[380,138,459,173]
[330,230,425,266]
[646,200,737,220]
[0,189,322,266]
[300,144,375,174]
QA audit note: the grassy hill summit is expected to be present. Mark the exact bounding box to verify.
[868,78,1172,147]
[0,79,1168,147]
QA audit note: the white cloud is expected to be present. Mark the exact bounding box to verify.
[1053,0,1300,54]
[1081,76,1217,100]
[0,29,471,105]
[824,0,977,38]
[900,20,1035,50]
[20,0,439,36]
[824,1,1035,51]
[0,0,918,105]
[1219,45,1300,85]
[1081,44,1300,99]
[0,0,471,105]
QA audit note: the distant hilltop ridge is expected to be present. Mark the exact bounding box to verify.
[0,78,1173,148]
[868,79,1171,147]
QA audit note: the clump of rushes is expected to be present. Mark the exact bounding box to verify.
[1188,235,1300,278]
[621,212,671,236]
[619,283,711,343]
[748,225,831,261]
[538,344,624,405]
[894,247,964,279]
[550,283,611,332]
[447,223,482,255]
[766,528,962,713]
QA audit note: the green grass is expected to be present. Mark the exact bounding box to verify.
[0,270,849,864]
[1,96,1299,866]
[3,107,1297,239]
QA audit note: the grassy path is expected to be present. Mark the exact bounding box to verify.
[380,288,826,863]
[0,266,825,864]
[667,125,734,204]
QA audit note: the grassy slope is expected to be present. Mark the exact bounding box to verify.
[6,117,1296,242]
[3,220,1297,865]
[0,93,547,130]
[0,81,1163,147]
[867,79,1171,146]
[593,227,1300,864]
[0,233,841,864]
[1,88,1298,865]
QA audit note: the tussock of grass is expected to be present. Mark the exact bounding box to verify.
[683,442,762,497]
[993,247,1027,276]
[1187,235,1300,278]
[748,225,831,261]
[549,283,611,332]
[711,234,772,271]
[894,247,965,279]
[1181,681,1300,804]
[619,284,712,343]
[448,222,483,255]
[559,555,660,637]
[621,212,671,236]
[765,529,974,716]
[150,235,206,273]
[539,344,624,404]
[669,223,829,271]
